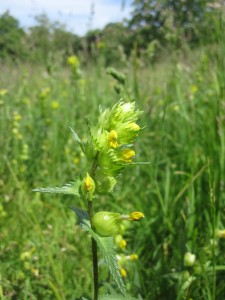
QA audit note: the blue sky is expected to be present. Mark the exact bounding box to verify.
[0,0,133,36]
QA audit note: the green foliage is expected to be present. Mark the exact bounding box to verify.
[33,180,81,196]
[1,31,225,300]
[70,207,126,295]
[0,11,25,59]
[82,220,126,295]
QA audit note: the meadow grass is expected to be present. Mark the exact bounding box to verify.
[0,43,225,299]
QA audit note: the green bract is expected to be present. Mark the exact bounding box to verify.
[93,211,122,237]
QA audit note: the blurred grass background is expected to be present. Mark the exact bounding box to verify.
[1,3,225,299]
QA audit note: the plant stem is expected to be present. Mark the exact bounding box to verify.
[88,152,100,300]
[88,200,99,300]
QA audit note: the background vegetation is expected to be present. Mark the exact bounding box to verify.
[1,0,225,299]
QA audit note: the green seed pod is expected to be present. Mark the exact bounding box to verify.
[92,211,121,237]
[81,173,95,200]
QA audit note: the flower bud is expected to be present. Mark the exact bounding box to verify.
[184,252,196,267]
[92,211,121,237]
[81,173,95,200]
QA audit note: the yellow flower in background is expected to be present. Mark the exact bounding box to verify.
[51,101,59,110]
[190,85,198,94]
[129,254,138,261]
[67,55,80,67]
[0,89,8,96]
[114,234,127,250]
[13,112,22,122]
[119,239,127,250]
[120,267,127,278]
[40,87,50,99]
[216,229,225,239]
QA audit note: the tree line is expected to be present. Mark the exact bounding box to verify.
[0,0,223,65]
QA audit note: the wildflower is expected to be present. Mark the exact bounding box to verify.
[184,252,196,267]
[13,112,22,122]
[108,130,119,148]
[39,87,50,99]
[128,254,138,261]
[81,173,95,200]
[121,149,135,163]
[93,211,145,237]
[115,234,127,250]
[216,229,225,239]
[67,55,80,67]
[128,122,140,131]
[73,157,80,165]
[120,267,127,278]
[0,89,7,96]
[51,101,59,110]
[128,212,145,221]
[31,268,39,277]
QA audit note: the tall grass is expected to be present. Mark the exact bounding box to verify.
[0,40,225,299]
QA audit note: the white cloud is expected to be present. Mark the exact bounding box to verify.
[0,0,132,35]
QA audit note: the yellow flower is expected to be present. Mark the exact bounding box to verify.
[81,173,95,200]
[51,101,59,110]
[0,89,8,96]
[216,229,225,239]
[13,112,22,121]
[121,149,135,162]
[73,158,80,165]
[108,130,119,148]
[40,87,50,99]
[190,85,198,94]
[120,267,127,278]
[67,55,80,67]
[129,254,138,261]
[129,212,145,221]
[128,122,140,131]
[119,239,127,250]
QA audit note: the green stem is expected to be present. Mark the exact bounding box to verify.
[88,200,98,300]
[88,152,100,300]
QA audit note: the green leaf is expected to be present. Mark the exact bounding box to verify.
[33,180,81,196]
[70,127,95,161]
[82,220,126,295]
[70,206,89,226]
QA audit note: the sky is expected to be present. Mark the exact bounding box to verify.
[0,0,133,36]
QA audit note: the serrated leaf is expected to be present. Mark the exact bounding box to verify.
[33,180,81,196]
[82,220,126,295]
[70,127,95,161]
